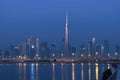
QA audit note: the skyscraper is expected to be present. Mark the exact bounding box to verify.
[64,12,69,57]
[36,38,40,56]
[50,40,56,58]
[87,41,92,57]
[96,44,102,58]
[80,45,86,57]
[40,42,49,59]
[115,45,120,57]
[92,38,96,57]
[103,40,109,58]
[21,40,27,56]
[8,45,15,58]
[28,35,37,59]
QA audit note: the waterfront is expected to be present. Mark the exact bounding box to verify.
[0,62,115,80]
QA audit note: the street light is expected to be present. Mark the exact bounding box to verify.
[23,55,27,60]
[96,52,99,58]
[61,53,64,57]
[115,52,118,58]
[36,54,39,57]
[52,54,55,57]
[107,53,110,58]
[72,53,75,56]
[115,52,118,56]
[81,54,84,57]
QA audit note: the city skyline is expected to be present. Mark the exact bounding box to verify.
[0,34,120,60]
[0,12,120,54]
[0,12,120,50]
[0,17,120,62]
[0,11,119,52]
[0,1,120,80]
[0,0,120,49]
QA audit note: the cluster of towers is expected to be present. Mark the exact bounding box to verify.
[0,12,120,59]
[0,13,70,59]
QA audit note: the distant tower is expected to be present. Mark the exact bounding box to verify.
[64,12,69,57]
[87,41,92,57]
[115,45,120,57]
[103,40,109,58]
[28,35,37,59]
[92,37,96,57]
[36,38,40,56]
[21,40,27,56]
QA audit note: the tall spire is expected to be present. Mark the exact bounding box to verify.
[64,11,69,57]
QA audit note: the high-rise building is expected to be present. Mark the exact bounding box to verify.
[21,40,27,56]
[3,50,9,59]
[50,40,56,58]
[26,35,41,59]
[101,45,104,58]
[8,45,20,58]
[115,45,120,57]
[28,35,37,59]
[71,46,76,54]
[8,45,15,58]
[36,38,40,56]
[92,38,96,57]
[28,38,31,57]
[31,35,36,47]
[0,50,9,59]
[0,50,5,59]
[64,12,69,57]
[87,41,92,57]
[96,44,102,58]
[14,45,20,57]
[40,42,49,59]
[80,45,86,57]
[103,40,109,58]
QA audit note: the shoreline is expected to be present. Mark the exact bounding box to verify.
[0,58,120,64]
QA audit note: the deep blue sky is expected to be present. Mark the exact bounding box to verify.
[0,0,120,49]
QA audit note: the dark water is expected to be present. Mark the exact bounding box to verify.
[0,63,112,80]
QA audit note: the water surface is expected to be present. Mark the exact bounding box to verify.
[0,63,111,80]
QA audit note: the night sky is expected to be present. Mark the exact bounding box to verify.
[0,0,120,49]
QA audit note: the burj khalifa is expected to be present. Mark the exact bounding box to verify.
[64,12,69,57]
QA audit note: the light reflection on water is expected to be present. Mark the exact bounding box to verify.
[24,63,26,80]
[107,63,110,69]
[88,63,91,80]
[0,63,113,80]
[81,63,84,80]
[31,63,35,80]
[18,63,22,80]
[72,63,75,80]
[36,63,38,80]
[95,63,98,80]
[52,63,55,80]
[61,63,64,80]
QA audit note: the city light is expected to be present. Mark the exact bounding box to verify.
[72,53,75,56]
[52,54,55,57]
[96,52,98,55]
[107,53,111,58]
[81,54,84,57]
[32,45,35,49]
[88,54,91,57]
[61,54,64,57]
[115,52,118,56]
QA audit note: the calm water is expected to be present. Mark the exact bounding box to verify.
[0,63,113,80]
